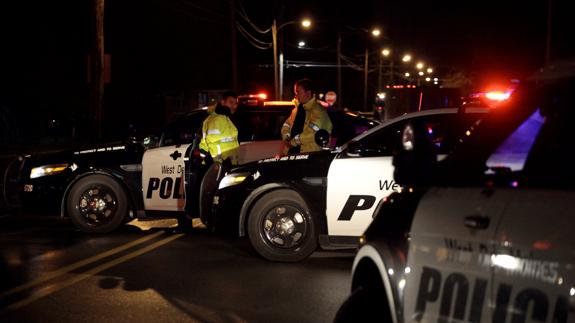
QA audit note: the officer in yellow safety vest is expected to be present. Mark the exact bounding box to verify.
[281,79,333,154]
[199,91,239,165]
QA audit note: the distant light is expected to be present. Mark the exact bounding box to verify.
[258,93,267,100]
[372,28,381,37]
[433,77,439,81]
[418,71,424,76]
[298,41,306,48]
[377,92,386,99]
[404,72,410,77]
[388,268,394,276]
[405,267,411,274]
[381,48,390,56]
[402,54,412,62]
[416,62,424,69]
[425,77,431,82]
[301,19,311,28]
[427,68,433,74]
[570,288,575,296]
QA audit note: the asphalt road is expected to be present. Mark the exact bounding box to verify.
[0,212,355,323]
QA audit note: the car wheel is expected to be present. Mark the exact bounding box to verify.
[334,287,389,323]
[67,175,128,233]
[247,189,317,262]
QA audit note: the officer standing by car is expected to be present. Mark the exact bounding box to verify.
[281,79,333,154]
[199,91,240,165]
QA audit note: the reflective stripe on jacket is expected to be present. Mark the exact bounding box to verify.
[200,113,239,164]
[281,97,333,154]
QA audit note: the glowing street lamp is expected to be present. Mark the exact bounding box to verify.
[273,17,312,99]
[298,41,306,48]
[416,62,424,70]
[427,67,433,74]
[402,54,412,62]
[363,27,381,110]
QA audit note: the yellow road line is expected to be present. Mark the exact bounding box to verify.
[3,233,184,313]
[0,230,165,300]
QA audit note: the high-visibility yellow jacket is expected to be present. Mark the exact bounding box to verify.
[281,97,333,154]
[199,105,239,165]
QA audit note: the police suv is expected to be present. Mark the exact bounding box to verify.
[208,107,489,262]
[335,60,575,322]
[6,98,375,233]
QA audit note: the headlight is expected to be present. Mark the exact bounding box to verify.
[218,173,249,189]
[30,164,69,179]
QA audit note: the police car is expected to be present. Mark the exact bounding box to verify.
[7,98,375,233]
[208,107,490,262]
[335,60,575,322]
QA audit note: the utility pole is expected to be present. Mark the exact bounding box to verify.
[90,0,105,139]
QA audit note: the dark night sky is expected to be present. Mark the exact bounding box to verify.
[0,0,572,142]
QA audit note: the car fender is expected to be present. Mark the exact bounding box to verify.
[60,168,139,219]
[352,244,400,323]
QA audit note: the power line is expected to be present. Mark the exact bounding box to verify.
[236,0,271,34]
[236,23,271,50]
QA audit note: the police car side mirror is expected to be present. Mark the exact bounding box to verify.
[393,122,437,187]
[315,129,330,148]
[143,135,159,149]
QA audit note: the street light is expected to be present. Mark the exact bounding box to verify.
[363,27,380,111]
[402,54,412,62]
[273,18,311,99]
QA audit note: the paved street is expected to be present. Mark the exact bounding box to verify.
[0,212,354,323]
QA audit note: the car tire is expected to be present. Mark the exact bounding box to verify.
[334,287,389,323]
[247,189,317,262]
[67,175,128,233]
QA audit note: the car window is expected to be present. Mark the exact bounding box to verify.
[486,109,545,172]
[233,110,291,142]
[160,111,207,147]
[521,108,575,188]
[348,113,481,158]
[328,111,377,147]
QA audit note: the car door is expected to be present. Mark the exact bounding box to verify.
[490,108,575,322]
[404,186,508,322]
[142,111,206,211]
[326,112,484,238]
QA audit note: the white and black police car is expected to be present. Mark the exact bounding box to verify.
[208,106,490,262]
[5,97,375,233]
[335,60,575,323]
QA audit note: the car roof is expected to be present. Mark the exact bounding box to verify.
[349,107,490,143]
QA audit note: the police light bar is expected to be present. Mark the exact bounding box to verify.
[485,91,511,101]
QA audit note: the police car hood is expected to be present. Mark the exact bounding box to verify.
[229,150,337,180]
[26,140,141,167]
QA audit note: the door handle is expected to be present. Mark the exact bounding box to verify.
[464,215,490,230]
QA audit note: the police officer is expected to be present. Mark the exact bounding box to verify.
[281,79,333,154]
[199,91,239,165]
